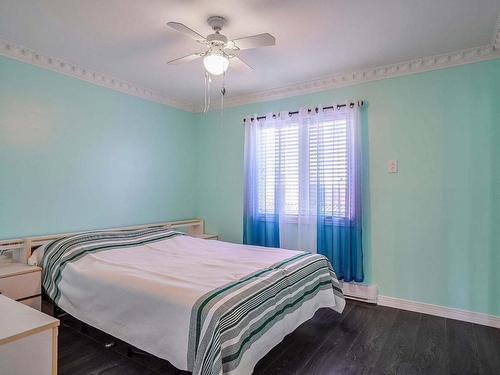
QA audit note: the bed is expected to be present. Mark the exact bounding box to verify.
[28,225,345,375]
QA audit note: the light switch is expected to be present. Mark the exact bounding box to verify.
[388,160,398,173]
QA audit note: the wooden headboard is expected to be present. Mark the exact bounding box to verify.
[0,218,204,264]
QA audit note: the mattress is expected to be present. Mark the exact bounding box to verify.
[32,227,345,375]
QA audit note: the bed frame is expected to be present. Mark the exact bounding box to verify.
[0,218,206,264]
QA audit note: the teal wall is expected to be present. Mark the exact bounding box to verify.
[1,53,498,316]
[0,56,197,238]
[194,59,500,316]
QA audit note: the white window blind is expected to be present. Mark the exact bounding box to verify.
[257,118,349,218]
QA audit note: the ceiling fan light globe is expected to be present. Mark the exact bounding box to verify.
[203,54,229,75]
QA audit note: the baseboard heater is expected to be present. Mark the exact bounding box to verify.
[340,282,378,304]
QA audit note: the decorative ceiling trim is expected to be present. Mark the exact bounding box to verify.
[2,11,500,114]
[216,44,500,111]
[0,39,196,112]
[493,12,500,49]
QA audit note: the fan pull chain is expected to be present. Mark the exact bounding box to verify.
[204,72,212,112]
[220,71,226,126]
[203,72,207,112]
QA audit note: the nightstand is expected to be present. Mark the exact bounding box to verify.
[195,233,219,240]
[0,259,42,310]
[0,294,59,375]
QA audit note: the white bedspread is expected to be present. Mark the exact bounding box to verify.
[35,235,343,373]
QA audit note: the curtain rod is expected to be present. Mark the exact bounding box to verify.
[243,100,363,123]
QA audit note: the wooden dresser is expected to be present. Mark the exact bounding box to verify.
[0,259,42,310]
[0,294,59,375]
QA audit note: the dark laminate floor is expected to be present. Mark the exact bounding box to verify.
[58,300,500,375]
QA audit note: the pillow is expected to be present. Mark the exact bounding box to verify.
[27,243,48,266]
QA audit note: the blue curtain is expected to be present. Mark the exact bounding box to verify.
[242,115,280,248]
[243,105,363,282]
[316,219,363,282]
[243,214,280,248]
[315,106,363,282]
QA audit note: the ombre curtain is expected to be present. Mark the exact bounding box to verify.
[243,104,363,282]
[243,115,280,247]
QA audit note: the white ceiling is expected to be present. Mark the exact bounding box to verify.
[1,0,499,108]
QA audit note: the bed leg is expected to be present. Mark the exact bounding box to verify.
[52,304,59,318]
[42,293,57,317]
[80,322,88,334]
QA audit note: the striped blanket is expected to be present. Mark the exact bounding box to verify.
[41,227,182,303]
[38,228,345,375]
[188,252,345,375]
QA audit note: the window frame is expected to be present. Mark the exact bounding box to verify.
[256,116,351,222]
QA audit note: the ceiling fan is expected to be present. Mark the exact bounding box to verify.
[166,16,276,76]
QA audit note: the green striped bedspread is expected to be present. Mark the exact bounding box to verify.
[41,227,182,303]
[187,252,345,375]
[38,227,345,375]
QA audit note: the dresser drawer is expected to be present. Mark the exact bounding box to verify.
[0,271,41,300]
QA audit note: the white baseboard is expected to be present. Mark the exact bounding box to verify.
[378,295,500,329]
[340,282,378,303]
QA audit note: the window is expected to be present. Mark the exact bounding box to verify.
[257,117,349,218]
[244,105,363,280]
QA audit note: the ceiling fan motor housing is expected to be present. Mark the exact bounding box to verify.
[207,33,228,46]
[207,16,227,32]
[206,16,229,47]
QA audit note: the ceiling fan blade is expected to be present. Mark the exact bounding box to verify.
[230,56,254,72]
[230,33,276,50]
[167,53,203,65]
[166,22,206,42]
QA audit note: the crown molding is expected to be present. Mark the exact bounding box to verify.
[493,12,500,49]
[0,39,196,112]
[2,11,500,114]
[215,44,500,111]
